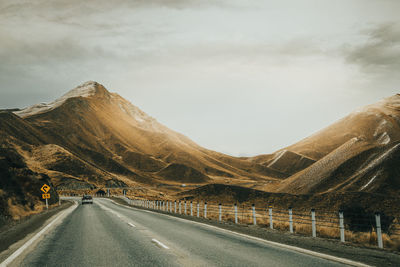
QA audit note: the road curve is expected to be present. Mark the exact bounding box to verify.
[19,198,346,267]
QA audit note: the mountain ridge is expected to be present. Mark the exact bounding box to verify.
[1,81,400,221]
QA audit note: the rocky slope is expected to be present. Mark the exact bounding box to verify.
[251,94,400,196]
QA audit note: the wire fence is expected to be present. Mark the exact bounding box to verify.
[123,197,400,251]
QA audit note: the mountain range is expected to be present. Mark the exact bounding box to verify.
[1,81,399,221]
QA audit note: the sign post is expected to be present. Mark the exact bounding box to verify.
[41,184,51,210]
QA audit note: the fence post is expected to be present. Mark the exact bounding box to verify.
[311,209,316,238]
[339,210,345,242]
[289,207,293,233]
[190,201,193,216]
[179,201,182,214]
[252,204,257,225]
[204,202,207,218]
[184,201,187,215]
[219,203,222,222]
[375,212,383,248]
[269,206,273,229]
[174,201,177,213]
[197,202,200,218]
[234,203,238,224]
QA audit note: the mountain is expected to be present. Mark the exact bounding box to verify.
[251,94,400,196]
[2,82,281,195]
[1,81,399,221]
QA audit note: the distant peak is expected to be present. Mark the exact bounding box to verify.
[14,81,106,118]
[61,81,98,99]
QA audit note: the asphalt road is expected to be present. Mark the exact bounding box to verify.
[19,198,347,267]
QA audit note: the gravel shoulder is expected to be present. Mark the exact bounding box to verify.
[111,197,400,267]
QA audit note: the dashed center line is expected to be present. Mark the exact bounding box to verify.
[152,239,169,249]
[99,201,172,251]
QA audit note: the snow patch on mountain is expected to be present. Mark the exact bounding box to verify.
[376,132,391,145]
[267,150,287,168]
[14,81,97,118]
[360,175,377,190]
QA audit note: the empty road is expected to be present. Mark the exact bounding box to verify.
[18,198,348,266]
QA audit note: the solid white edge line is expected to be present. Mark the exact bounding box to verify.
[0,202,78,267]
[151,239,169,249]
[108,198,370,267]
[128,222,136,228]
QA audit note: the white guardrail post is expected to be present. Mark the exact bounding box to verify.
[339,210,345,242]
[190,201,193,216]
[289,207,293,233]
[204,202,207,219]
[184,201,187,215]
[174,201,177,213]
[219,203,222,222]
[252,204,257,225]
[234,203,238,224]
[179,201,182,214]
[375,212,383,248]
[269,206,273,229]
[311,209,316,238]
[197,202,200,218]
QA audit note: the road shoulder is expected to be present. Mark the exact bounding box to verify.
[0,201,73,264]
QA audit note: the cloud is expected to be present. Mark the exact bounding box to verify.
[344,22,400,74]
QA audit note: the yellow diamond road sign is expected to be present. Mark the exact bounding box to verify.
[41,184,50,193]
[42,193,50,199]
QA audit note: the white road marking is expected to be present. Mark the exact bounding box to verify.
[151,239,169,249]
[108,198,370,267]
[97,201,139,231]
[0,202,78,267]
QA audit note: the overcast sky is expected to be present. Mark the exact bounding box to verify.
[1,0,399,156]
